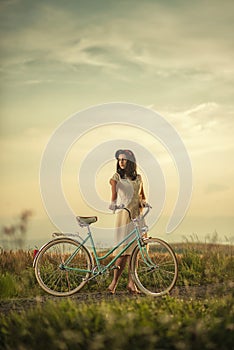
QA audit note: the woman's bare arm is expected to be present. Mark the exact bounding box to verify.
[140,184,146,201]
[139,175,146,201]
[110,179,117,202]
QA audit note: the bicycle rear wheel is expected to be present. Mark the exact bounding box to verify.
[34,238,93,296]
[130,238,178,297]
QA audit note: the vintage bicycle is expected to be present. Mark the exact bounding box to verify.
[34,205,178,297]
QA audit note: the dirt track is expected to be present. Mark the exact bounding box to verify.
[0,282,233,315]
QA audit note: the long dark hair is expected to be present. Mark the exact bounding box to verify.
[115,149,137,180]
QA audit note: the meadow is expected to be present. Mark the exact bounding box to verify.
[0,241,233,349]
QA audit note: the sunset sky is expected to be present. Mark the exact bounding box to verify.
[1,0,234,247]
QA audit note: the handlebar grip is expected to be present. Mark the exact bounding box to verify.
[110,204,125,213]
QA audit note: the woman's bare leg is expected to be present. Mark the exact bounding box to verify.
[108,255,128,294]
[127,255,140,293]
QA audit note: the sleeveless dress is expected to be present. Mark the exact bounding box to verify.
[110,172,145,254]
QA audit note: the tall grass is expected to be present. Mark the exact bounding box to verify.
[0,249,39,298]
[0,241,233,298]
[174,241,234,286]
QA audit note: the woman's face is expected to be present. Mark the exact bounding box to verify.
[118,153,127,169]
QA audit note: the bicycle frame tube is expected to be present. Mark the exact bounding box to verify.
[97,228,138,260]
[63,221,144,274]
[137,242,156,268]
[62,234,90,267]
[98,235,137,272]
[88,225,140,274]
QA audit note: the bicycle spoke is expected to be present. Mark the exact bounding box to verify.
[131,238,178,296]
[35,238,92,296]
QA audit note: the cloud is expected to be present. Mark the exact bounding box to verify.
[204,183,230,195]
[22,79,53,85]
[182,103,218,117]
[1,0,234,83]
[161,102,234,132]
[0,0,19,10]
[148,102,234,165]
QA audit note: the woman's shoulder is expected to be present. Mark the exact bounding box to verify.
[110,172,120,182]
[136,174,142,181]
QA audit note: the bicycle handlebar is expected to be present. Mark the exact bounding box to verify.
[111,203,152,218]
[112,204,125,214]
[142,203,152,218]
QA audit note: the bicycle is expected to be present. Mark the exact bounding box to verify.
[34,205,178,297]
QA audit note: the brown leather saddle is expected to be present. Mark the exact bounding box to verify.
[76,216,98,227]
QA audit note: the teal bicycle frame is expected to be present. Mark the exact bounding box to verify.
[61,209,151,279]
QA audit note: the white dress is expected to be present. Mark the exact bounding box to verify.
[110,172,145,254]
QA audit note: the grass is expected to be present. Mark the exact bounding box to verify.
[0,242,233,349]
[175,241,234,286]
[0,294,233,349]
[0,249,39,298]
[0,241,233,298]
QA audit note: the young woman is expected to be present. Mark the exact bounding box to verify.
[108,149,147,294]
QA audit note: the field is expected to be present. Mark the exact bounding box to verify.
[0,242,233,349]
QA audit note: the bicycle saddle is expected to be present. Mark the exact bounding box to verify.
[76,216,98,226]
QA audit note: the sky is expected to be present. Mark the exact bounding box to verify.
[0,0,234,248]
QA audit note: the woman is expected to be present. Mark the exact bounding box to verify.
[108,149,147,294]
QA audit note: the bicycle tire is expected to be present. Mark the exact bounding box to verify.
[34,238,93,296]
[130,237,178,297]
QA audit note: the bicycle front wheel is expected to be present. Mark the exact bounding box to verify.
[130,238,178,297]
[34,238,93,296]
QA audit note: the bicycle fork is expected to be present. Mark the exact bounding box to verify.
[139,238,159,271]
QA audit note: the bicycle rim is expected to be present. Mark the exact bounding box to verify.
[131,238,178,296]
[35,238,92,296]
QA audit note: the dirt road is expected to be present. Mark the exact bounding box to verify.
[0,282,233,315]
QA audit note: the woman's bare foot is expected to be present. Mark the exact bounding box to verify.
[127,284,141,294]
[107,282,117,294]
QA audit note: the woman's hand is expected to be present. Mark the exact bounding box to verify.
[109,201,117,211]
